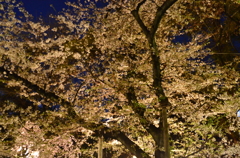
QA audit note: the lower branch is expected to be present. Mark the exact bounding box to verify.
[105,130,151,158]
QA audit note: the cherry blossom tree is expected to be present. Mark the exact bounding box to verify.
[1,0,240,157]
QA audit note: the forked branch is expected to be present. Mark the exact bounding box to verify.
[131,0,150,37]
[131,0,178,40]
[150,0,178,36]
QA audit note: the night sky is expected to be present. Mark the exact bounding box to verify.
[18,0,77,19]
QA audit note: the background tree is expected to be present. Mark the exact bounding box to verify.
[0,0,240,157]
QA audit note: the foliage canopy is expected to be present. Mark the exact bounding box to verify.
[0,0,240,157]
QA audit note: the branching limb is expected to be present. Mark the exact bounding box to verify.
[131,0,178,41]
[185,143,206,158]
[80,122,150,158]
[0,66,78,119]
[150,0,178,36]
[0,82,36,110]
[112,131,150,158]
[94,127,151,158]
[72,80,85,105]
[126,86,161,145]
[131,0,150,37]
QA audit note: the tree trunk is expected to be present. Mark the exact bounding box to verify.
[154,108,170,158]
[98,136,103,158]
[149,39,170,158]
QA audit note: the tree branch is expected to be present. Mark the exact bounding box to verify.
[82,123,150,158]
[0,66,78,119]
[126,86,160,145]
[101,129,151,158]
[72,80,85,105]
[150,0,178,36]
[131,0,178,41]
[131,0,150,37]
[0,82,35,110]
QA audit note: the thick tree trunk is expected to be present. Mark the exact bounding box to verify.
[162,107,170,158]
[154,109,170,158]
[150,40,170,158]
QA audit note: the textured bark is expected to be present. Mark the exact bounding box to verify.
[98,136,103,158]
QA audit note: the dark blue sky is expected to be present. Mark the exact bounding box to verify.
[17,0,106,24]
[18,0,77,19]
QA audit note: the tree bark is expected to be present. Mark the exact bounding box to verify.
[98,136,103,158]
